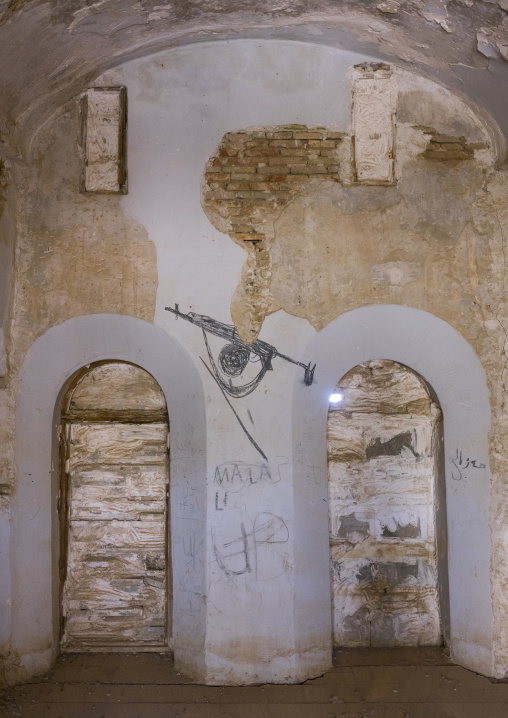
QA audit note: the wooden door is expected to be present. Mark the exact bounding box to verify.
[60,362,170,651]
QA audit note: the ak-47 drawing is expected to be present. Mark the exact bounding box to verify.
[165,304,315,396]
[165,304,316,461]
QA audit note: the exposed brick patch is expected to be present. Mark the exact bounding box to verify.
[203,126,344,244]
[201,125,345,343]
[417,127,484,163]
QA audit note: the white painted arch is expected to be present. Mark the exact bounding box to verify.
[10,314,207,682]
[292,304,496,677]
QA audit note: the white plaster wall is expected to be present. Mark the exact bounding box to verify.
[109,40,381,683]
[10,315,207,683]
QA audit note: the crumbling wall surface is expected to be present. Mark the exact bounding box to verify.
[328,360,442,648]
[7,102,158,377]
[0,98,158,682]
[202,127,346,343]
[3,0,508,154]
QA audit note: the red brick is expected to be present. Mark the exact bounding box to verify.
[204,190,237,200]
[235,158,261,167]
[264,174,290,182]
[289,165,311,174]
[265,131,293,139]
[269,140,305,148]
[205,173,230,181]
[250,182,282,190]
[249,173,274,182]
[227,183,251,190]
[268,156,293,165]
[282,174,309,183]
[292,131,324,139]
[305,165,328,174]
[244,148,280,157]
[279,148,308,156]
[245,139,270,148]
[224,132,249,142]
[230,173,259,181]
[257,165,289,174]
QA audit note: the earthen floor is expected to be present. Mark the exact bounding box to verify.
[1,647,508,717]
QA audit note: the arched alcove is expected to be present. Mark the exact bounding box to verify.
[327,359,448,649]
[10,314,207,682]
[292,305,496,678]
[59,361,171,652]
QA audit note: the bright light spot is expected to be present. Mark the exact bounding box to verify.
[329,393,343,403]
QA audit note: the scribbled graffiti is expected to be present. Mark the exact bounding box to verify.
[212,512,289,580]
[450,449,486,481]
[213,461,282,511]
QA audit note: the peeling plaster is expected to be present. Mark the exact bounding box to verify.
[1,1,508,156]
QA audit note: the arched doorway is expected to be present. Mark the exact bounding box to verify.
[327,359,447,648]
[59,361,170,652]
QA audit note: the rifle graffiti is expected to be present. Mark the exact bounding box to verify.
[165,304,316,460]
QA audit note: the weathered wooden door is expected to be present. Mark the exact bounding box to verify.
[328,360,443,648]
[60,362,170,651]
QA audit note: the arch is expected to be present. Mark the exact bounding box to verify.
[10,314,207,681]
[292,305,495,677]
[59,361,171,652]
[327,359,447,649]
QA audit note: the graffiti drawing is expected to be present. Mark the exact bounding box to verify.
[212,512,289,580]
[165,304,316,460]
[451,449,486,481]
[214,462,281,510]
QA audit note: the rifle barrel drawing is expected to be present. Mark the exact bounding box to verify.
[165,304,315,386]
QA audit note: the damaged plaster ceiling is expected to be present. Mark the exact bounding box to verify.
[1,0,508,159]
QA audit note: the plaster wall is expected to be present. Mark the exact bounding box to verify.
[1,38,508,684]
[8,315,207,685]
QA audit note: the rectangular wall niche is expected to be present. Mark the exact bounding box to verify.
[81,87,127,194]
[352,63,395,185]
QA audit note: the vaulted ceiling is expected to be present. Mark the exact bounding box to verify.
[1,0,508,159]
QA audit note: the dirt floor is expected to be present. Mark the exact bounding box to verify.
[1,647,508,717]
